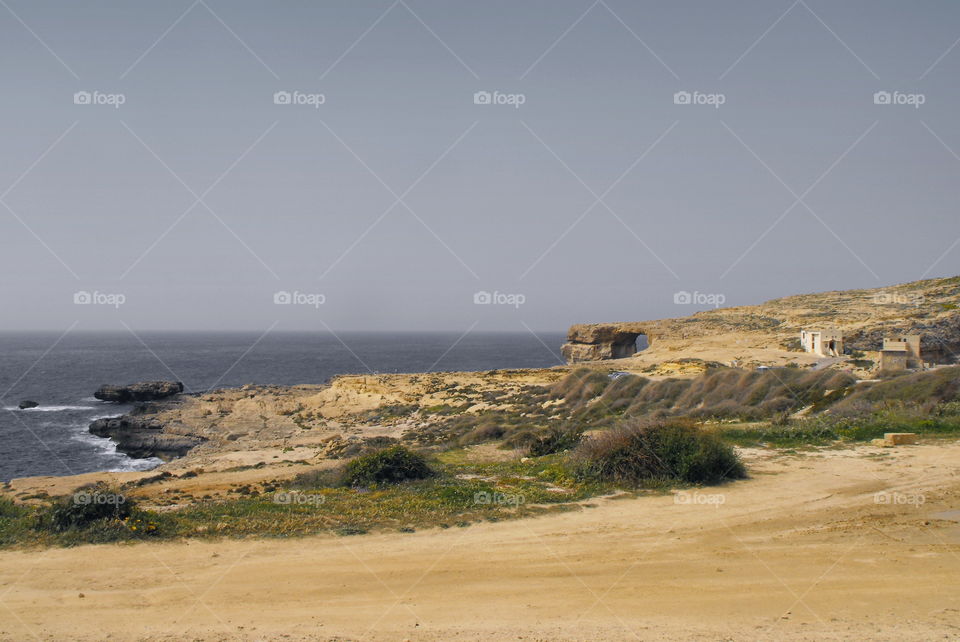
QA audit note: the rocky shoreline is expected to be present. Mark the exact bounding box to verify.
[88,382,203,460]
[88,412,203,460]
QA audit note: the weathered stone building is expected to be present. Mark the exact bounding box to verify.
[800,328,844,357]
[879,335,922,371]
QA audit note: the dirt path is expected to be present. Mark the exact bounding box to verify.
[2,442,959,641]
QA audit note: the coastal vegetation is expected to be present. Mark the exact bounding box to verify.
[2,366,959,549]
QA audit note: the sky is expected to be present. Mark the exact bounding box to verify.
[1,0,958,333]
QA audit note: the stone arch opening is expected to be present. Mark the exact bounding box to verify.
[635,334,649,352]
[610,332,648,359]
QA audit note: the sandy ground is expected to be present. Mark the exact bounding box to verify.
[2,441,959,641]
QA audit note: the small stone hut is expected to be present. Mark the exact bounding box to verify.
[800,328,844,357]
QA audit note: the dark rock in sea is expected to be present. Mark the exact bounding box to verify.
[94,381,184,403]
[89,415,202,460]
[17,400,39,409]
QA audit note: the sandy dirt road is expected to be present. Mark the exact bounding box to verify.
[2,442,959,641]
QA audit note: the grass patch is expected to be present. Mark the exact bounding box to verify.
[0,447,606,549]
[0,484,171,548]
[150,455,597,540]
[720,405,960,448]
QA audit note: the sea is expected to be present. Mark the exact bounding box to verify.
[0,331,565,482]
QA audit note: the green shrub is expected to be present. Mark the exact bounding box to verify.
[526,427,583,456]
[340,446,436,487]
[39,483,134,532]
[0,498,34,547]
[937,401,960,416]
[575,419,746,486]
[0,496,27,519]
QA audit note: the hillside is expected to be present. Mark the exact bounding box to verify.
[562,276,960,371]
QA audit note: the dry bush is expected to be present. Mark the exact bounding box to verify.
[836,366,960,410]
[551,368,610,405]
[575,419,746,485]
[458,421,506,446]
[550,365,858,425]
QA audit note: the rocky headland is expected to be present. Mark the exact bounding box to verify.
[88,412,204,460]
[562,276,960,370]
[87,382,197,459]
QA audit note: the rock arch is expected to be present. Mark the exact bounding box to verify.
[560,324,653,363]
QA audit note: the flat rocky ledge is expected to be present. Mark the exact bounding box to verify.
[94,381,184,403]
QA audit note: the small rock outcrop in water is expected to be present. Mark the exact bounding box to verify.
[89,414,202,460]
[94,381,184,403]
[17,400,39,409]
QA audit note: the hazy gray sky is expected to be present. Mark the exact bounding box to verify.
[1,0,958,332]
